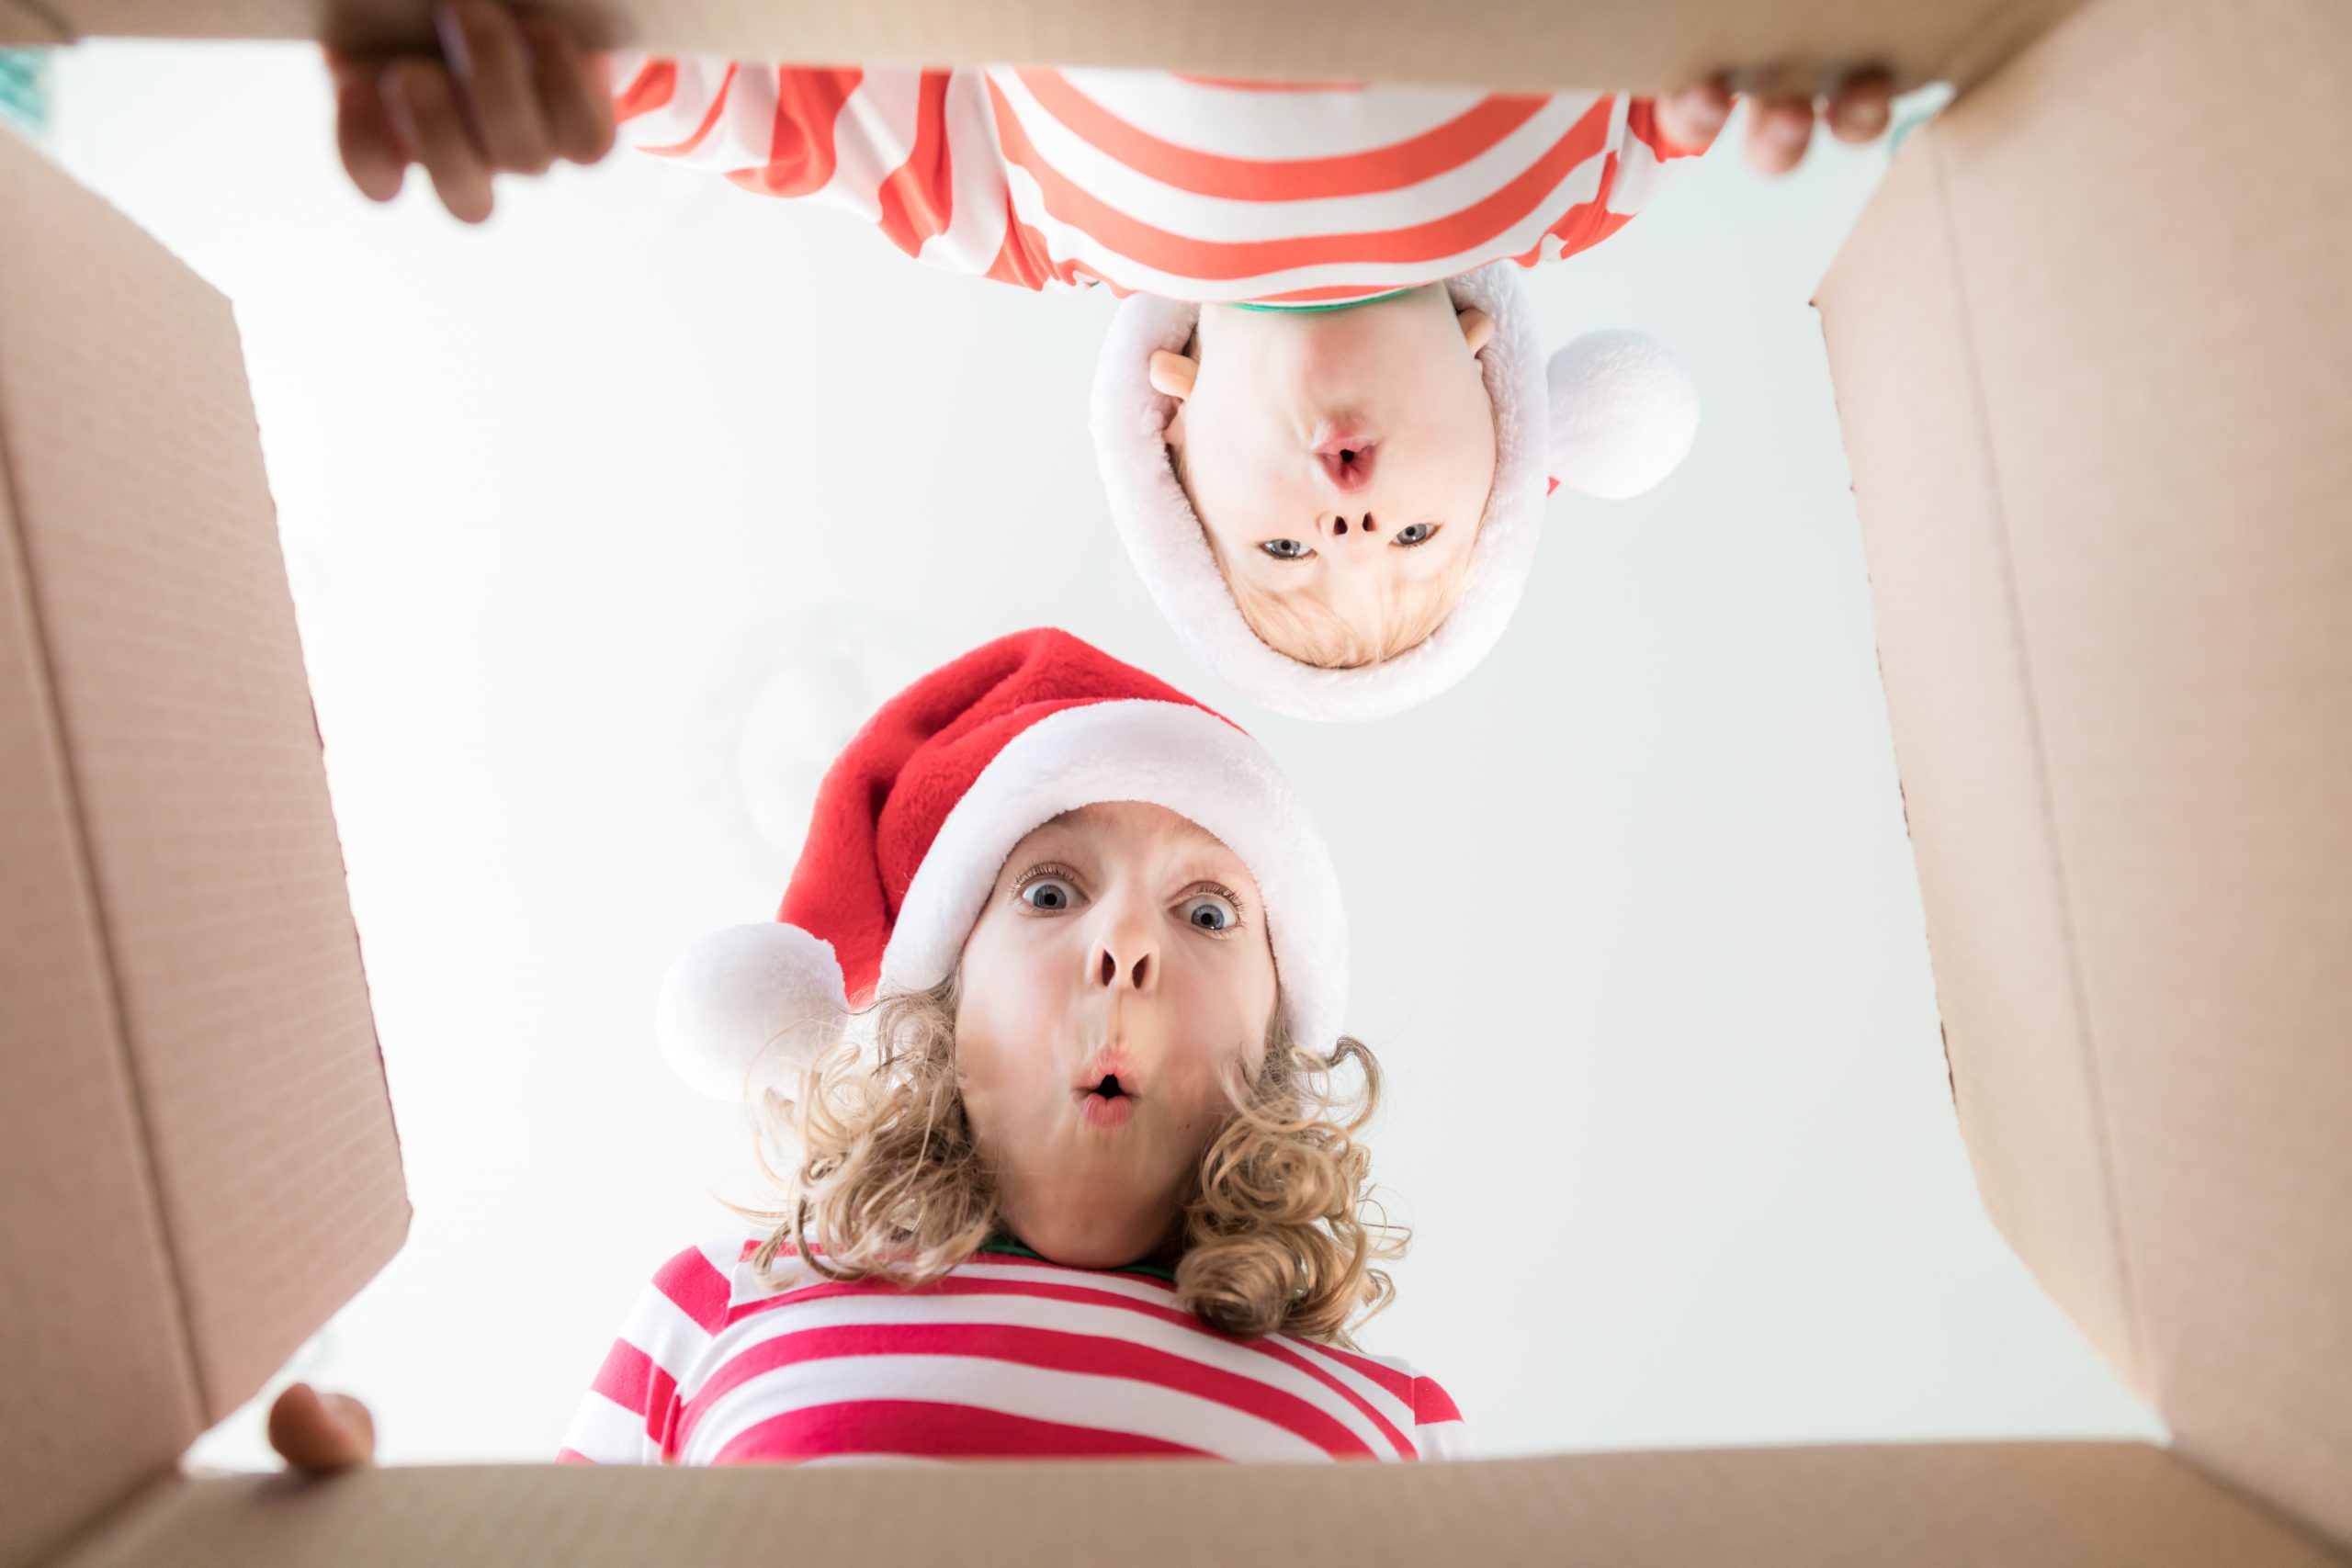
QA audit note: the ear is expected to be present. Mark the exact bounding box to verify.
[1457,306,1496,355]
[1148,347,1198,400]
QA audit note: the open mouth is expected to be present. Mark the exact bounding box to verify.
[1075,1060,1140,1128]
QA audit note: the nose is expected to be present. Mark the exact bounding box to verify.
[1316,440,1376,494]
[1087,905,1159,995]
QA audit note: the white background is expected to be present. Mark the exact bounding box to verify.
[36,42,2161,1466]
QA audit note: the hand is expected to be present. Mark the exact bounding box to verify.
[266,1382,377,1472]
[1655,69,1895,175]
[327,1,617,223]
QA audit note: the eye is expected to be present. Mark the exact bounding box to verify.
[1018,876,1080,912]
[1260,538,1313,560]
[1392,522,1440,547]
[1181,892,1239,932]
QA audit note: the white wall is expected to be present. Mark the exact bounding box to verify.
[41,41,2161,1467]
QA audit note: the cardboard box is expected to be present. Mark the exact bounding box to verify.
[0,0,2085,95]
[1,0,2346,1562]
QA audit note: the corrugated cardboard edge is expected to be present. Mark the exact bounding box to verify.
[1818,0,2352,1550]
[1812,118,2143,1390]
[1910,0,2352,1544]
[0,102,410,1458]
[0,125,214,1568]
[51,1442,2351,1568]
[0,0,2083,91]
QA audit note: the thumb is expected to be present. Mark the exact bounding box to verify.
[266,1382,377,1472]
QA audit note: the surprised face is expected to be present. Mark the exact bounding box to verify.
[954,801,1279,1269]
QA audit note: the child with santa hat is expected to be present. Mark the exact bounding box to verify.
[268,627,1464,1470]
[325,7,1890,719]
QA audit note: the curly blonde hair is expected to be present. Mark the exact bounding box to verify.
[734,978,1405,1347]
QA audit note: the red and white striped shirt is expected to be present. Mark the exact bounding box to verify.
[560,1235,1467,1465]
[610,61,1713,304]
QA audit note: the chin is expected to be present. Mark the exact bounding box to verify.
[1007,1206,1172,1271]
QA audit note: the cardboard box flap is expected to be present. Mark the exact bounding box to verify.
[0,0,2082,93]
[0,137,206,1568]
[0,128,407,1565]
[1817,0,2352,1547]
[53,1442,2350,1568]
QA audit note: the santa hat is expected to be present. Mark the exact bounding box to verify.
[657,628,1347,1100]
[1091,262,1701,723]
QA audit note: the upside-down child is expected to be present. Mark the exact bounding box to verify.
[325,8,1894,719]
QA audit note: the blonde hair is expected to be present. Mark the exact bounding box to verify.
[736,979,1405,1347]
[1222,551,1474,671]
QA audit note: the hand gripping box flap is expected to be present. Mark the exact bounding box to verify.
[0,0,2079,94]
[46,1442,2352,1568]
[1815,0,2352,1547]
[0,129,407,1568]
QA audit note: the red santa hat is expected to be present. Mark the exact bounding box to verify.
[1091,261,1701,723]
[657,627,1347,1100]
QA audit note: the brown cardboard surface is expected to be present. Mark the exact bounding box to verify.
[1818,0,2352,1547]
[0,0,2077,93]
[52,1443,2351,1568]
[1813,96,2143,1397]
[6,0,2350,1562]
[0,126,408,1562]
[0,0,66,44]
[0,136,206,1568]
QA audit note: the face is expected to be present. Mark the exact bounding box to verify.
[1154,285,1498,642]
[955,801,1279,1270]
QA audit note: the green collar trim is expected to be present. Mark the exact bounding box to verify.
[978,1235,1178,1282]
[1229,288,1415,314]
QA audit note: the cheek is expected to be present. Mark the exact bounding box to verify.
[1182,389,1295,527]
[1164,942,1278,1077]
[952,921,1062,1122]
[1438,407,1498,520]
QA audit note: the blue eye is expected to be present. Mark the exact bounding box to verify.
[1020,878,1077,912]
[1261,538,1312,560]
[1182,893,1238,931]
[1392,523,1439,547]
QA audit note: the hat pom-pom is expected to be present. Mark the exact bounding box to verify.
[655,922,849,1100]
[1546,330,1701,500]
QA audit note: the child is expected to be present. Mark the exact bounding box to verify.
[328,9,1893,718]
[269,627,1462,1468]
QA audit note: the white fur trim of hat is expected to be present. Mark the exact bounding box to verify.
[1090,263,1700,723]
[653,627,1347,1101]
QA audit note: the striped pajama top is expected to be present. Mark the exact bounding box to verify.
[608,59,1713,304]
[560,1235,1467,1465]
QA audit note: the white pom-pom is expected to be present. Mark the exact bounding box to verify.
[655,923,849,1100]
[1546,330,1701,500]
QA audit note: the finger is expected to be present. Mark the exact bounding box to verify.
[1827,69,1894,143]
[519,16,617,165]
[333,60,409,203]
[1745,94,1815,175]
[1653,77,1733,153]
[320,1392,378,1461]
[266,1383,372,1473]
[383,60,497,223]
[437,1,555,175]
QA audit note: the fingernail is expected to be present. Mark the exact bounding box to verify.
[435,3,473,81]
[1852,102,1889,133]
[1769,109,1809,145]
